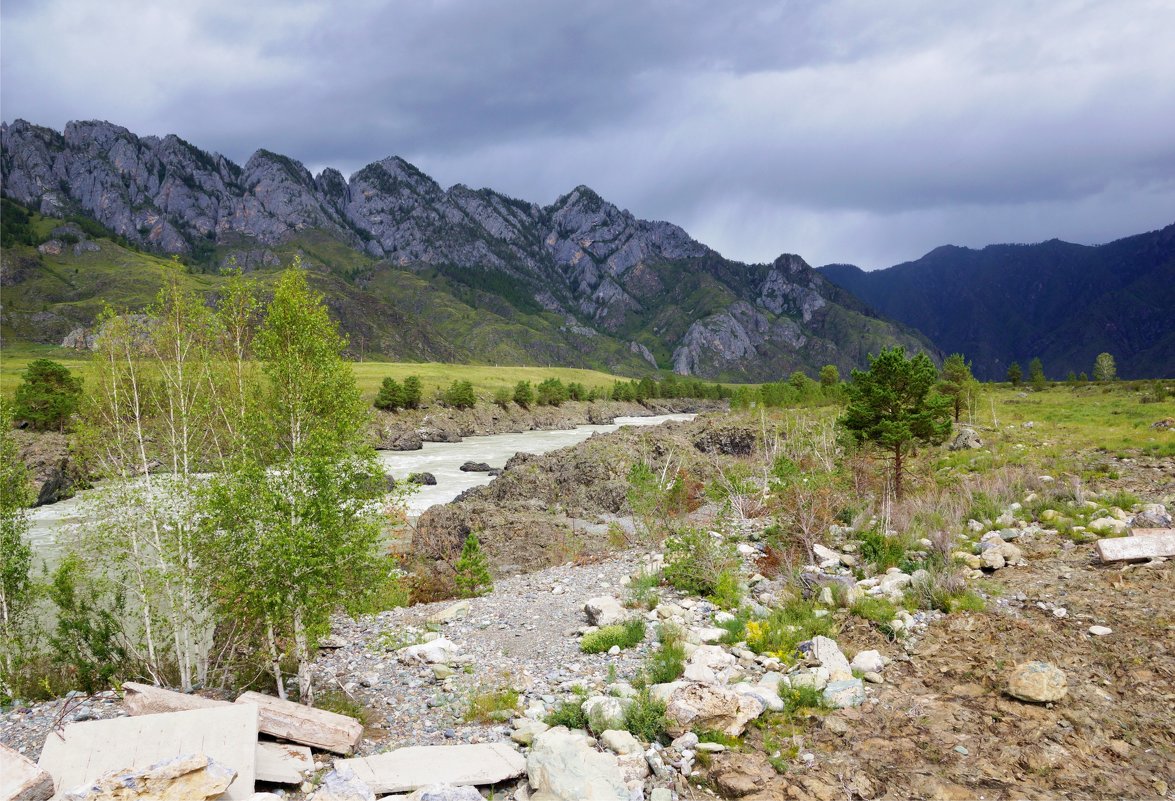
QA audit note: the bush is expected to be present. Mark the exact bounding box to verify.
[545,689,589,729]
[13,359,83,432]
[580,619,646,654]
[374,377,404,411]
[643,625,686,684]
[745,599,834,662]
[662,528,739,598]
[513,381,534,408]
[779,684,828,717]
[535,378,569,407]
[625,571,661,610]
[856,528,909,571]
[46,555,130,693]
[454,532,492,598]
[442,380,477,409]
[492,387,512,409]
[623,688,668,741]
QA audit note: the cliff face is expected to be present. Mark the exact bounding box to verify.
[2,119,934,379]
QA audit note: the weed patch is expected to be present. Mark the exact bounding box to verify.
[581,619,646,654]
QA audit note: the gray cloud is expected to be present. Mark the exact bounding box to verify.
[3,0,1174,268]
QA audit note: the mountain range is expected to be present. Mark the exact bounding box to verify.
[819,225,1175,380]
[0,119,931,381]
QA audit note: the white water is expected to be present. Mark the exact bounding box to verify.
[25,413,694,553]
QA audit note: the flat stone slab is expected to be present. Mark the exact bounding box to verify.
[1096,531,1175,562]
[336,743,526,794]
[1,742,54,801]
[255,741,313,784]
[38,704,257,800]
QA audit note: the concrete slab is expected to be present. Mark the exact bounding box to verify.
[1,742,54,801]
[37,704,257,800]
[235,692,363,755]
[255,742,313,784]
[336,743,526,794]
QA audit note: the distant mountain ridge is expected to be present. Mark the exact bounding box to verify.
[819,226,1175,379]
[0,118,932,380]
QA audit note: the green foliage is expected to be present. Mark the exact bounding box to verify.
[625,570,661,610]
[626,462,693,540]
[535,377,569,406]
[46,555,130,693]
[938,353,976,422]
[0,399,35,691]
[717,611,749,645]
[778,684,829,717]
[623,688,668,741]
[856,528,909,571]
[1007,362,1023,386]
[454,532,493,598]
[492,387,512,409]
[566,382,588,401]
[545,689,590,729]
[1028,357,1046,391]
[513,380,534,407]
[13,359,83,431]
[0,198,39,247]
[374,376,404,410]
[581,618,646,653]
[709,569,744,610]
[849,596,899,634]
[1093,352,1117,382]
[442,380,477,409]
[401,375,422,409]
[744,600,835,662]
[661,528,739,598]
[465,687,520,723]
[315,690,371,723]
[643,627,686,684]
[819,364,840,388]
[840,347,952,499]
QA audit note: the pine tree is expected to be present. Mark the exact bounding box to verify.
[513,381,534,408]
[13,359,83,432]
[938,353,975,422]
[374,377,404,411]
[454,532,493,598]
[1028,357,1046,391]
[841,348,952,500]
[402,376,423,409]
[1006,362,1023,387]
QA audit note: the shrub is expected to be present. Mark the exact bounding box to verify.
[662,528,738,598]
[465,687,520,723]
[708,569,744,610]
[581,619,646,654]
[643,626,686,684]
[911,567,985,613]
[442,380,477,409]
[545,689,590,729]
[535,378,569,407]
[779,684,828,717]
[717,611,749,645]
[374,377,404,411]
[849,595,898,627]
[401,376,422,409]
[745,599,834,662]
[513,381,534,408]
[623,688,668,741]
[454,532,492,598]
[856,528,909,571]
[625,571,661,610]
[13,359,83,432]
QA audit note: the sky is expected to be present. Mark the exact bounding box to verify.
[3,0,1174,269]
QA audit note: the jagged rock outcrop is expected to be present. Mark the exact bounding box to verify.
[2,118,936,380]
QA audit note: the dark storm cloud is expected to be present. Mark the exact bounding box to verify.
[3,0,1174,268]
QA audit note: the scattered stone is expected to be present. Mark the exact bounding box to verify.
[511,719,550,746]
[314,762,376,801]
[683,645,736,684]
[810,636,853,681]
[708,752,776,798]
[850,650,885,674]
[1132,504,1171,529]
[863,671,884,684]
[950,428,983,450]
[599,730,641,756]
[428,601,471,624]
[1088,517,1129,537]
[408,472,437,486]
[404,785,485,801]
[1006,661,1068,703]
[582,696,632,734]
[527,727,628,801]
[663,682,765,737]
[400,638,462,665]
[1088,625,1113,636]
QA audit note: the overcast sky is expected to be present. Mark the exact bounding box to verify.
[3,0,1174,268]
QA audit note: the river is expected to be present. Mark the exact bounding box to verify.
[25,413,695,554]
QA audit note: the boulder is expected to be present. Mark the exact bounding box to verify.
[692,425,756,456]
[1088,516,1128,536]
[511,718,550,746]
[822,678,866,709]
[1006,661,1068,703]
[0,742,54,801]
[459,461,493,473]
[428,601,471,624]
[664,682,765,737]
[314,762,376,801]
[810,636,853,681]
[61,754,235,801]
[949,428,983,451]
[1132,504,1172,529]
[408,472,437,486]
[707,752,776,798]
[404,785,484,801]
[582,696,631,734]
[584,596,626,627]
[380,428,424,451]
[527,727,627,801]
[400,638,462,665]
[683,645,737,684]
[850,650,885,674]
[598,730,641,756]
[731,682,784,712]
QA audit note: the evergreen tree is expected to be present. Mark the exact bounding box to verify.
[13,359,83,432]
[1028,357,1046,391]
[819,365,840,388]
[492,387,512,409]
[374,377,404,411]
[454,532,492,598]
[401,376,423,409]
[841,348,952,500]
[938,353,975,422]
[1006,361,1023,387]
[443,380,476,409]
[1093,352,1117,382]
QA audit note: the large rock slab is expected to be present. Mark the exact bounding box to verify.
[336,744,526,794]
[60,754,235,801]
[254,742,312,785]
[38,705,257,801]
[526,727,627,801]
[810,635,853,681]
[235,692,363,755]
[1006,661,1068,703]
[1,742,54,801]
